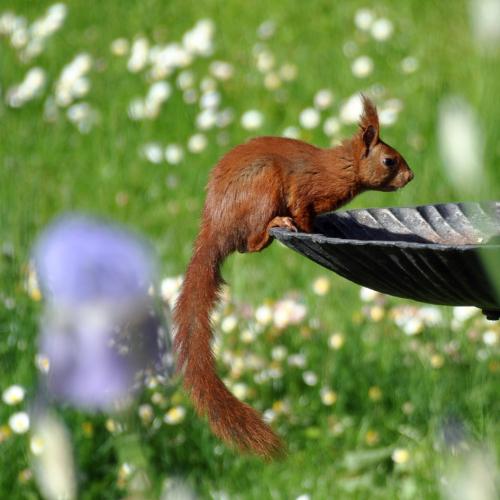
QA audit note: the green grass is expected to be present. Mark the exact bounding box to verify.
[1,0,499,498]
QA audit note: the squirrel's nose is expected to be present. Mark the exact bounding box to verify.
[405,168,414,183]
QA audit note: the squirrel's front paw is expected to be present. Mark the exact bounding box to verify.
[268,216,298,232]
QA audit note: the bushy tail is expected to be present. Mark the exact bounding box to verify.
[173,231,284,458]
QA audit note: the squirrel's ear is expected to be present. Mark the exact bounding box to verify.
[359,95,379,153]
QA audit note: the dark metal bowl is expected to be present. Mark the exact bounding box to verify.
[270,202,500,319]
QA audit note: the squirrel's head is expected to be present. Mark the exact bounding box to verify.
[353,96,413,192]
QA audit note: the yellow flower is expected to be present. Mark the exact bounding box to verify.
[430,354,445,369]
[151,392,167,406]
[35,354,50,374]
[30,435,45,455]
[328,332,345,350]
[81,422,94,437]
[368,386,383,402]
[0,425,12,443]
[221,314,237,333]
[272,400,290,414]
[365,430,380,446]
[320,387,338,406]
[232,383,248,400]
[18,468,33,484]
[241,329,256,343]
[255,304,273,325]
[138,404,154,424]
[402,401,415,415]
[26,264,42,301]
[117,463,134,489]
[370,306,385,322]
[164,406,186,425]
[105,418,120,433]
[171,391,184,405]
[391,448,410,464]
[312,276,331,296]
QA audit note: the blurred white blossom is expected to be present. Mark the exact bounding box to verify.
[9,411,30,434]
[188,133,208,153]
[257,20,276,40]
[264,72,282,90]
[160,276,183,308]
[401,56,419,74]
[279,63,298,81]
[216,108,234,128]
[54,53,92,107]
[177,70,195,90]
[127,37,149,73]
[142,143,163,164]
[165,144,184,165]
[273,298,307,329]
[110,38,129,56]
[3,4,67,62]
[282,126,300,139]
[271,345,288,361]
[323,117,341,137]
[182,19,215,57]
[32,412,76,500]
[351,56,374,78]
[303,371,318,386]
[453,306,479,323]
[210,60,234,80]
[6,67,46,107]
[196,108,217,129]
[371,18,394,41]
[255,304,273,325]
[256,50,275,73]
[360,287,380,302]
[299,107,320,129]
[339,94,364,124]
[482,330,498,345]
[438,96,484,194]
[469,0,500,49]
[200,90,221,109]
[354,9,375,31]
[241,109,264,130]
[2,385,26,405]
[314,89,334,110]
[66,102,98,133]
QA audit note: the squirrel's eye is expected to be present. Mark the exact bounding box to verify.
[383,157,397,168]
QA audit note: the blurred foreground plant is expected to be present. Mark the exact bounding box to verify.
[30,214,173,499]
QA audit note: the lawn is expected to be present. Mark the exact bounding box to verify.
[0,0,499,498]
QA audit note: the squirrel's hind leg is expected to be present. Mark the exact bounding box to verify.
[246,216,298,253]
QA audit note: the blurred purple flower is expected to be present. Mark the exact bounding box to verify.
[34,215,170,411]
[35,214,155,303]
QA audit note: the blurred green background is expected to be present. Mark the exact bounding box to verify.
[0,0,499,498]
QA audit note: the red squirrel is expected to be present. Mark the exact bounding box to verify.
[173,96,413,459]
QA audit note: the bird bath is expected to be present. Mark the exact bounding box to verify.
[270,202,500,320]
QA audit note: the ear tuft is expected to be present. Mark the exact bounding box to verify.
[358,94,379,153]
[359,94,379,134]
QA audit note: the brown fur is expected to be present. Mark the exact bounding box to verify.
[173,96,413,459]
